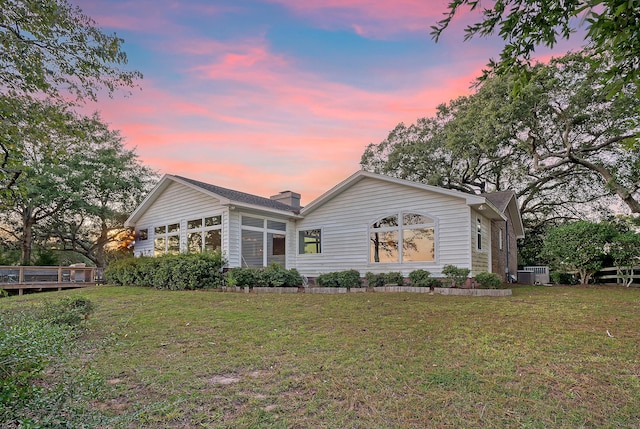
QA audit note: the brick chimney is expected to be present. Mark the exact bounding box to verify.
[270,190,301,209]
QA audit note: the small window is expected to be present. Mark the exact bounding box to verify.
[477,218,482,251]
[167,223,180,234]
[138,229,148,241]
[205,216,221,227]
[403,213,433,226]
[188,219,202,229]
[267,220,287,231]
[499,229,503,251]
[242,216,263,228]
[204,229,222,252]
[299,229,321,254]
[373,215,398,229]
[155,226,166,235]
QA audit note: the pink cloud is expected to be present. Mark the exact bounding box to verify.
[266,0,452,37]
[86,29,490,200]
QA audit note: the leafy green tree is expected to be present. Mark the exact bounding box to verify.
[0,0,140,100]
[44,130,157,267]
[362,52,640,222]
[0,108,155,266]
[0,0,141,197]
[607,232,640,287]
[541,221,619,284]
[431,0,639,97]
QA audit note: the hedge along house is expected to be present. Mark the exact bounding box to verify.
[125,170,524,281]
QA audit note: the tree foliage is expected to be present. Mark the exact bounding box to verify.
[0,108,156,266]
[0,0,141,101]
[431,0,640,97]
[362,52,640,228]
[0,0,142,197]
[543,221,640,284]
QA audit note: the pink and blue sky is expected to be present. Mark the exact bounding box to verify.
[80,0,584,204]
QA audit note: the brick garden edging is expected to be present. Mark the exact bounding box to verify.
[233,286,512,296]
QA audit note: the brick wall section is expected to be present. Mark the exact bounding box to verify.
[490,217,518,282]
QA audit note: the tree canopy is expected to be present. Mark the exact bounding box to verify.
[361,52,640,228]
[0,0,141,101]
[0,0,152,266]
[431,0,640,97]
[0,107,156,266]
[541,220,640,285]
[0,0,142,198]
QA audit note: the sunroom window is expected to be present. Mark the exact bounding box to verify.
[187,215,222,253]
[241,216,287,267]
[154,223,180,256]
[370,212,435,263]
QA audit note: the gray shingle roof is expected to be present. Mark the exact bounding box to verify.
[173,175,298,212]
[481,190,515,213]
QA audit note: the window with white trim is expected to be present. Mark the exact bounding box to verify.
[154,223,180,256]
[137,228,148,241]
[299,229,322,254]
[187,215,222,253]
[241,215,287,267]
[370,212,435,263]
[476,218,482,251]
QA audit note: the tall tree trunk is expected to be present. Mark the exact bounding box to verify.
[20,207,35,265]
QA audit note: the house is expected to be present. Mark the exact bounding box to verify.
[124,170,524,281]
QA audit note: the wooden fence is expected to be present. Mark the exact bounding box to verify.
[596,266,640,286]
[0,265,102,295]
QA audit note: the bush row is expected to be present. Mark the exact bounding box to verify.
[314,268,504,289]
[226,264,303,288]
[105,251,226,290]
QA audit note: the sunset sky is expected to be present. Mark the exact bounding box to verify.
[80,0,584,205]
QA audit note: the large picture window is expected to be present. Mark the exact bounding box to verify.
[187,215,222,253]
[241,215,287,267]
[370,212,435,263]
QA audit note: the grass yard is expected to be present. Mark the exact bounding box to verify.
[5,285,640,428]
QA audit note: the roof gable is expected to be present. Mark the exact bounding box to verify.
[125,174,300,227]
[301,170,500,217]
[481,190,525,238]
[173,176,297,212]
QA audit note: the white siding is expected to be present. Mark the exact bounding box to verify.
[293,177,472,278]
[133,182,230,259]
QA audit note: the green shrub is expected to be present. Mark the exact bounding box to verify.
[338,270,362,289]
[383,272,404,286]
[284,268,303,287]
[474,272,503,289]
[317,270,361,289]
[228,267,259,288]
[442,265,470,288]
[317,272,340,287]
[263,263,288,287]
[226,265,302,288]
[550,271,576,285]
[409,269,442,288]
[365,272,385,287]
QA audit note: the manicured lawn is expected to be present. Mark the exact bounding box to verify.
[6,285,640,428]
